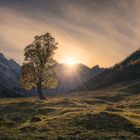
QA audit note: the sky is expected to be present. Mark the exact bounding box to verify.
[0,0,140,67]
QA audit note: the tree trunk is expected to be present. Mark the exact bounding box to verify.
[37,81,46,100]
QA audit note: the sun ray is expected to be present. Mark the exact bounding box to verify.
[64,58,77,66]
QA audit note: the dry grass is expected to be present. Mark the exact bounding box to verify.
[0,81,140,139]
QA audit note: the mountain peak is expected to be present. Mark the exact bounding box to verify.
[91,65,105,75]
[0,52,9,63]
[92,65,100,69]
[9,59,20,67]
[0,53,4,57]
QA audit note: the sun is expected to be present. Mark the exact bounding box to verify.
[64,58,77,66]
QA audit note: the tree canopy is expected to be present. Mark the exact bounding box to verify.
[21,33,58,99]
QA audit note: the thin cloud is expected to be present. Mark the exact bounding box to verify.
[0,0,140,67]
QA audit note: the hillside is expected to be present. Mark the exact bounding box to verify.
[0,80,140,140]
[75,49,140,91]
[0,53,22,97]
[0,53,104,97]
[0,48,140,98]
[54,63,103,93]
[0,53,34,98]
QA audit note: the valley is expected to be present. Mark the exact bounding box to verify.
[1,1,140,139]
[0,80,140,140]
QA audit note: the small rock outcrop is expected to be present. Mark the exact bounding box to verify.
[31,117,42,122]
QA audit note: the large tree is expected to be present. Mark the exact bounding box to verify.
[21,33,58,99]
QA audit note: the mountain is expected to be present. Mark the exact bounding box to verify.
[44,63,105,95]
[55,63,92,93]
[56,63,105,92]
[1,48,139,97]
[75,49,140,91]
[91,65,105,76]
[0,53,104,97]
[0,53,32,97]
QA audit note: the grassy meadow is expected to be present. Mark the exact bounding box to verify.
[0,80,140,140]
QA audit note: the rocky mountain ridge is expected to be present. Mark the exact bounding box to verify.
[0,53,104,97]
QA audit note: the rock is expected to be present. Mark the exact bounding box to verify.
[31,116,42,122]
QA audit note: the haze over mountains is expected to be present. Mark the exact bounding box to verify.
[0,49,140,98]
[54,63,105,93]
[0,49,140,139]
[76,49,140,91]
[0,53,22,97]
[0,53,104,97]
